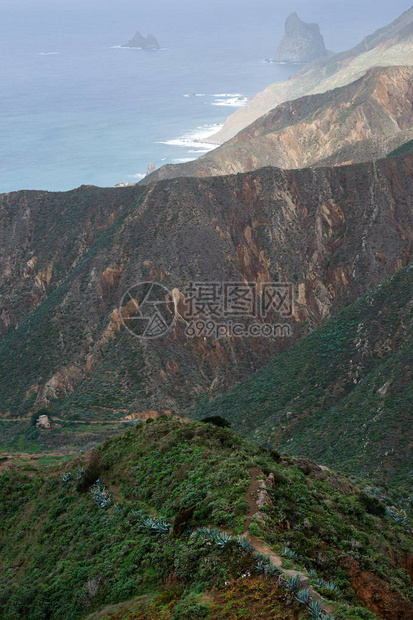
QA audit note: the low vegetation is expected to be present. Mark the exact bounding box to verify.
[1,417,412,619]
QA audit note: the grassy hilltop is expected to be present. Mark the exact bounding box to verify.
[1,416,413,619]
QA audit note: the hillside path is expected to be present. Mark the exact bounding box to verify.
[242,468,335,615]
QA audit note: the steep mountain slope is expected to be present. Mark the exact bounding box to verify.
[1,416,413,619]
[1,153,413,452]
[143,66,413,183]
[387,138,413,159]
[210,6,413,144]
[192,262,413,487]
[0,185,140,339]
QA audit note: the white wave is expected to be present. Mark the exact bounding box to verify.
[111,45,167,51]
[184,93,206,97]
[157,138,214,150]
[212,96,248,107]
[129,172,146,180]
[213,93,242,97]
[156,123,223,153]
[38,52,60,55]
[172,157,196,163]
[111,45,143,49]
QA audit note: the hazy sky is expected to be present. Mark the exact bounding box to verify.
[2,0,412,54]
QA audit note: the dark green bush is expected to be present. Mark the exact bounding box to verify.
[76,452,103,492]
[359,492,386,517]
[201,415,231,428]
[173,504,197,538]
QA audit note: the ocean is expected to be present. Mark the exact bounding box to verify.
[0,0,411,193]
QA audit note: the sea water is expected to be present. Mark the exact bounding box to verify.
[0,0,410,193]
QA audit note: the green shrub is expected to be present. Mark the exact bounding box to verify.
[173,504,197,538]
[172,596,209,619]
[359,492,386,517]
[201,415,231,428]
[76,452,103,492]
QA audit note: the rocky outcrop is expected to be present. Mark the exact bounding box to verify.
[121,32,160,50]
[274,12,327,63]
[146,162,156,176]
[342,556,413,619]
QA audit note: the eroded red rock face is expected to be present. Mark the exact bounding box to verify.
[0,153,413,418]
[143,66,413,184]
[342,556,413,619]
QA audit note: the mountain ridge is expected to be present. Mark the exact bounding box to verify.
[210,7,413,144]
[1,151,413,452]
[142,65,413,183]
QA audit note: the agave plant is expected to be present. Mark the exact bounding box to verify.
[130,509,145,525]
[62,473,72,483]
[216,532,232,548]
[308,599,325,618]
[237,536,252,551]
[324,581,339,594]
[286,574,302,593]
[255,560,266,574]
[152,518,171,533]
[295,588,312,605]
[253,552,270,564]
[282,547,298,561]
[386,506,409,528]
[142,516,170,533]
[366,486,382,498]
[267,563,278,576]
[90,483,111,509]
[193,527,217,542]
[197,527,218,540]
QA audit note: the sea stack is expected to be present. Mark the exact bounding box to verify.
[122,32,160,50]
[274,12,327,63]
[146,162,156,176]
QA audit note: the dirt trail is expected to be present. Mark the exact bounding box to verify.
[242,468,335,615]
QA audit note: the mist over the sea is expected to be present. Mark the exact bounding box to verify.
[0,0,411,192]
